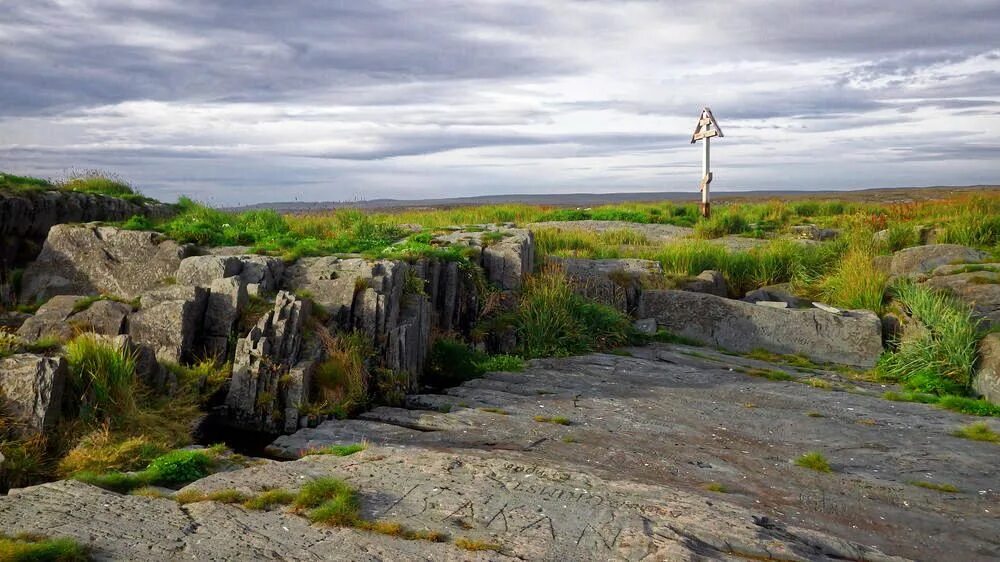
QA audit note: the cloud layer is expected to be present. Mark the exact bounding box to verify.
[1,0,998,204]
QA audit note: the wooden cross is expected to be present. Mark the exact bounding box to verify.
[690,107,723,218]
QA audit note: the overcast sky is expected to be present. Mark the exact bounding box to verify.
[1,1,998,205]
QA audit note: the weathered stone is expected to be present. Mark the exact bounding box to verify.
[386,294,431,387]
[0,311,31,332]
[791,224,839,241]
[678,269,728,297]
[0,190,167,266]
[68,299,132,336]
[176,255,243,286]
[177,254,284,296]
[633,318,657,335]
[482,229,534,290]
[548,257,661,314]
[225,291,310,433]
[283,359,316,434]
[923,270,1000,328]
[204,276,248,338]
[435,227,534,291]
[889,244,988,278]
[0,354,66,434]
[15,295,86,341]
[640,290,883,367]
[742,283,810,308]
[128,285,208,363]
[756,300,789,309]
[21,225,192,302]
[973,332,1000,404]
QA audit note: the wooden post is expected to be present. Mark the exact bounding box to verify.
[701,136,711,218]
[690,107,723,219]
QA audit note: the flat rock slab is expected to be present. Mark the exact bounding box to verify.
[270,346,1000,561]
[1,450,870,561]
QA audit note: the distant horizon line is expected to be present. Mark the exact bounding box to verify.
[225,184,1000,211]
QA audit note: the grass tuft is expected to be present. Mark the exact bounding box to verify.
[454,537,502,552]
[909,480,961,493]
[794,451,832,472]
[0,533,89,562]
[532,415,571,425]
[243,489,296,511]
[951,422,1000,443]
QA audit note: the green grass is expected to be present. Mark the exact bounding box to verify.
[878,282,981,395]
[64,334,138,423]
[0,533,89,561]
[73,448,215,493]
[794,452,832,472]
[951,422,1000,442]
[879,390,1000,416]
[909,480,961,493]
[491,266,631,358]
[702,482,728,493]
[743,368,794,381]
[424,338,525,388]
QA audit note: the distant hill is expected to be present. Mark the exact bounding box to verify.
[227,184,1000,212]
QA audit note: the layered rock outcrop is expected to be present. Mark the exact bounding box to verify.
[0,354,67,434]
[0,190,168,267]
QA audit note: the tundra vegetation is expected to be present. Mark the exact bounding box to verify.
[1,171,999,509]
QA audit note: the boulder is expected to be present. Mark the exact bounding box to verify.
[15,295,87,341]
[973,333,1000,405]
[639,290,883,367]
[0,354,67,434]
[176,255,243,286]
[128,285,208,363]
[922,270,1000,328]
[68,299,132,336]
[742,283,810,308]
[791,224,839,241]
[548,257,662,314]
[678,269,728,297]
[20,225,193,302]
[889,244,988,278]
[225,291,310,433]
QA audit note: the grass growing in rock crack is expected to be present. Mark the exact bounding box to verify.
[533,415,571,425]
[794,452,832,472]
[478,407,509,415]
[0,532,89,561]
[243,489,297,511]
[909,480,961,493]
[951,422,1000,443]
[454,537,502,552]
[303,443,367,457]
[425,337,525,388]
[702,482,728,493]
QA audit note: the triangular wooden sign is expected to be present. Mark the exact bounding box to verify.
[690,107,723,143]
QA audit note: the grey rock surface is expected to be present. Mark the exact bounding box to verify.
[640,290,883,367]
[20,225,192,302]
[923,269,1000,328]
[888,244,988,277]
[177,253,284,296]
[0,353,66,434]
[435,227,535,290]
[742,283,811,308]
[268,346,999,561]
[128,285,208,363]
[974,332,1000,404]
